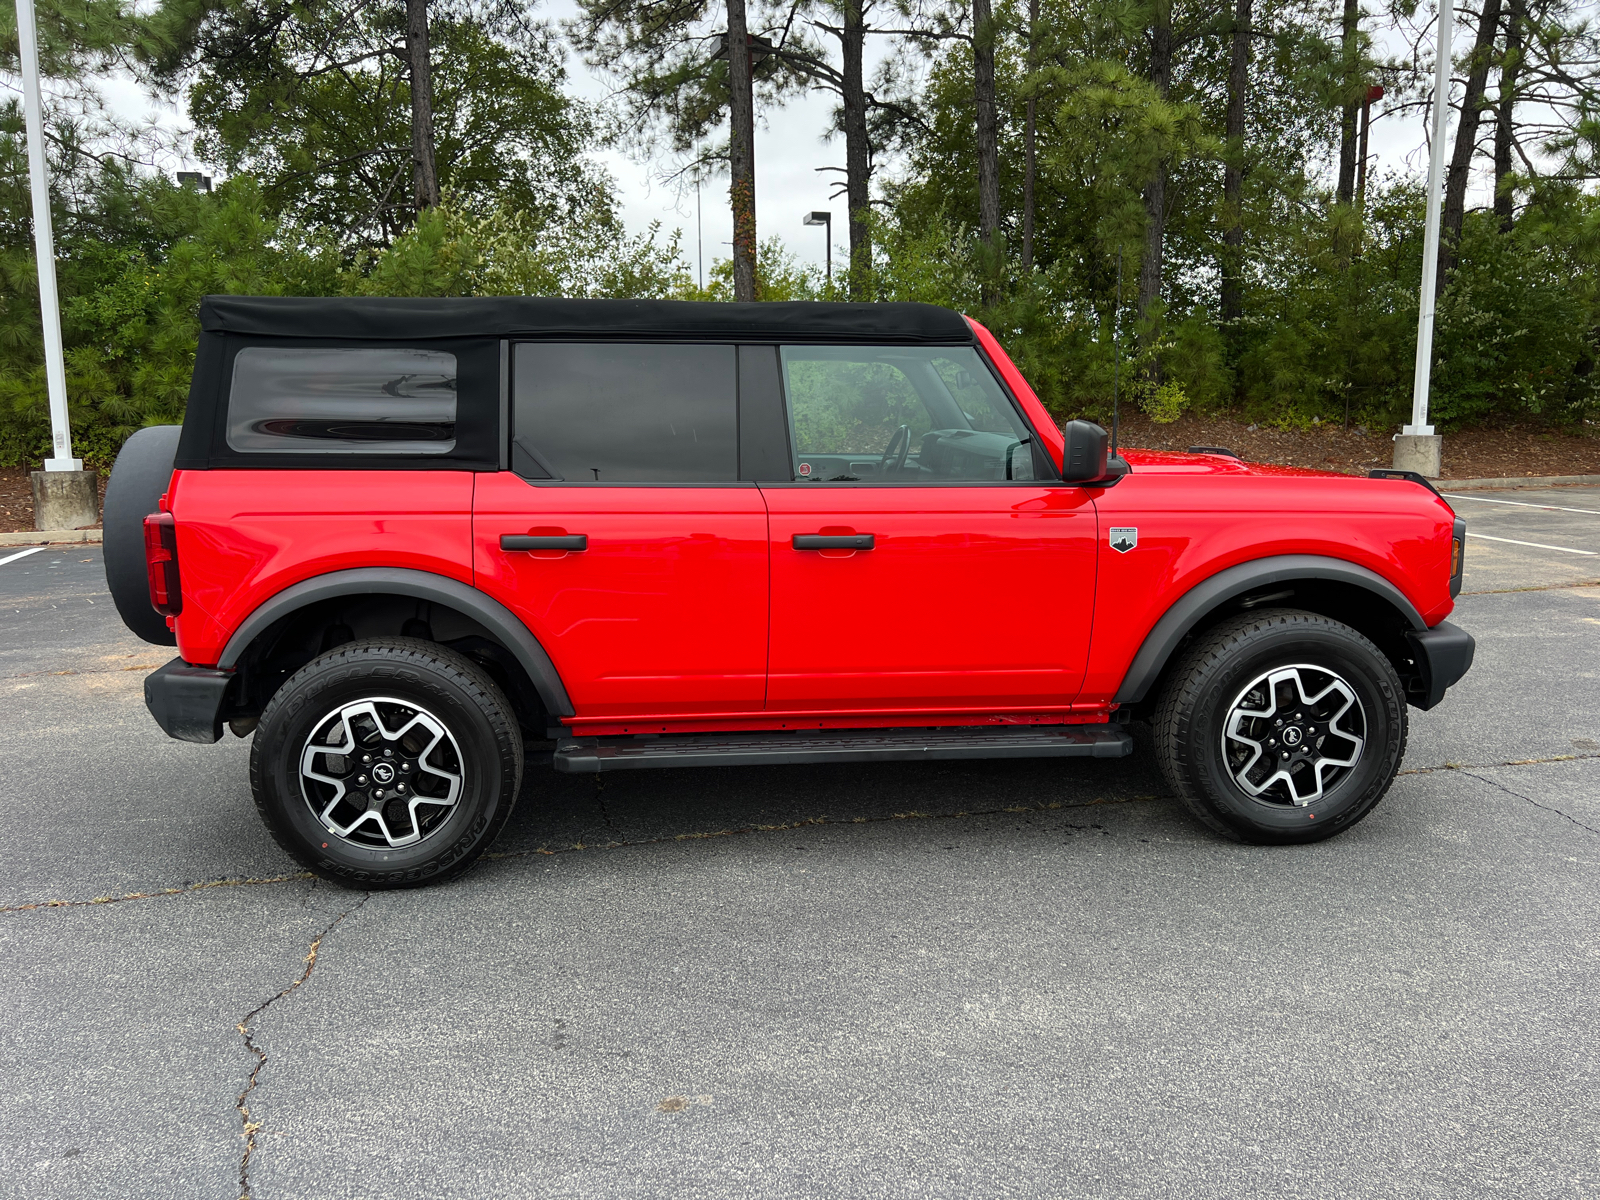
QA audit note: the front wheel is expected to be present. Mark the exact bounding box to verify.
[1153,609,1407,844]
[250,638,524,888]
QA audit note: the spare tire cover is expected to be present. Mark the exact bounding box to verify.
[103,426,182,646]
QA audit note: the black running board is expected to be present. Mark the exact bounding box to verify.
[553,724,1133,774]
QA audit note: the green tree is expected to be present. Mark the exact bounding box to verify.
[150,0,605,246]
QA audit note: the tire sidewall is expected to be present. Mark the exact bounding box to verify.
[1182,621,1405,841]
[254,647,518,886]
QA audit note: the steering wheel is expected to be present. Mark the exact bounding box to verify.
[879,424,911,479]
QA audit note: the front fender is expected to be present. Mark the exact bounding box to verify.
[1112,554,1428,706]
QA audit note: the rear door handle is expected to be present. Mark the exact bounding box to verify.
[793,534,874,551]
[501,534,587,552]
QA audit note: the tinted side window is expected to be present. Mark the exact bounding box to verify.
[512,343,737,483]
[780,346,1036,483]
[226,347,457,454]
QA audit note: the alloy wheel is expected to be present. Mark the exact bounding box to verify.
[298,697,464,848]
[1220,664,1366,806]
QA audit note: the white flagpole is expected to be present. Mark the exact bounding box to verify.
[1408,0,1454,439]
[15,0,79,471]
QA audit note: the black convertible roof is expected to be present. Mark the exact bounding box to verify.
[199,295,974,344]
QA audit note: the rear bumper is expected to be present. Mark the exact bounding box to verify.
[1405,621,1475,711]
[144,657,231,743]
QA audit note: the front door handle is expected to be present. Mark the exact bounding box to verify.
[793,534,874,551]
[501,534,587,552]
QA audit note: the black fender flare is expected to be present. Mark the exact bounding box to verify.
[1112,554,1427,705]
[218,567,575,718]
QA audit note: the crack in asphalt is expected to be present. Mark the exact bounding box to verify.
[2,663,163,681]
[0,871,314,913]
[1460,769,1600,838]
[1461,579,1600,595]
[234,892,371,1199]
[1398,751,1600,777]
[594,775,618,834]
[5,753,1596,913]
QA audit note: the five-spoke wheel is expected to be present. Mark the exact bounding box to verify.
[1221,664,1366,806]
[299,697,465,850]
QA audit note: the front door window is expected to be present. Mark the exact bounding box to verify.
[781,346,1039,484]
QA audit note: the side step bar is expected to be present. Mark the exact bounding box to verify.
[553,724,1133,774]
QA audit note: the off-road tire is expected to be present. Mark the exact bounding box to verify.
[1152,608,1407,844]
[101,424,182,646]
[251,637,523,888]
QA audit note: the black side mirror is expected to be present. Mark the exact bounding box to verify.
[1061,420,1110,482]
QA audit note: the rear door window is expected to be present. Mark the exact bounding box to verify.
[226,347,458,454]
[512,343,738,483]
[779,346,1038,482]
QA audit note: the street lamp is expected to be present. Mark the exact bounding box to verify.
[803,211,831,286]
[1398,1,1454,478]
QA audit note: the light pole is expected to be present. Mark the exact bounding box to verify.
[15,0,98,530]
[1396,0,1454,478]
[803,211,832,287]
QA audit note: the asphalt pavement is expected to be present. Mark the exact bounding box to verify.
[2,487,1597,1200]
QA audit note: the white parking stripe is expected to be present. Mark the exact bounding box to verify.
[1443,494,1600,516]
[0,546,49,567]
[1467,532,1598,556]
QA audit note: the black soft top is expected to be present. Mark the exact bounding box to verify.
[199,295,974,344]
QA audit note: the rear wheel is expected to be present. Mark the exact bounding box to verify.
[1153,609,1407,844]
[250,638,523,888]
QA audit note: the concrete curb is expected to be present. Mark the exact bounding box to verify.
[0,528,102,547]
[1438,474,1600,491]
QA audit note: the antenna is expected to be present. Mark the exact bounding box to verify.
[1111,244,1122,458]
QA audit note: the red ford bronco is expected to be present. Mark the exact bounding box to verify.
[102,296,1472,888]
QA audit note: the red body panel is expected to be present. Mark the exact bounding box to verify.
[168,469,475,667]
[763,484,1098,713]
[472,472,768,719]
[1078,451,1458,702]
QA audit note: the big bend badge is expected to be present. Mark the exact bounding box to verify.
[1109,527,1138,554]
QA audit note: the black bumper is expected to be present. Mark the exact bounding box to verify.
[1404,621,1475,711]
[144,657,232,743]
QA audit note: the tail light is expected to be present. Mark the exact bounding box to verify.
[143,513,182,617]
[1449,518,1466,598]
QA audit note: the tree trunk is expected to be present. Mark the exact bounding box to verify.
[973,0,1001,301]
[727,0,758,301]
[1022,0,1038,275]
[1438,0,1503,296]
[406,0,439,212]
[1336,0,1359,204]
[841,0,871,299]
[1138,5,1172,330]
[1220,0,1251,326]
[1494,0,1525,233]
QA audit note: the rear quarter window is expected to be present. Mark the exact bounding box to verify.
[226,347,459,455]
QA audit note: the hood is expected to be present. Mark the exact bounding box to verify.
[1121,447,1347,480]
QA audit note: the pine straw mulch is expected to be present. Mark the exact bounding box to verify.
[1100,412,1600,481]
[2,418,1597,534]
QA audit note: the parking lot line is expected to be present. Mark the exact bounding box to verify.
[1468,532,1598,556]
[1444,494,1600,516]
[0,546,49,567]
